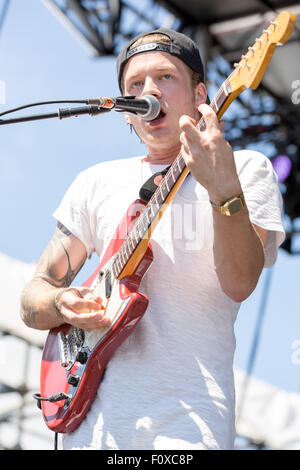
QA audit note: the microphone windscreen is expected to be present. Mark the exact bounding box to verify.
[142,95,161,121]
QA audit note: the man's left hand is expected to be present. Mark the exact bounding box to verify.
[179,103,242,205]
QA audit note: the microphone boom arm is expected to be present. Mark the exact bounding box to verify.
[0,105,110,125]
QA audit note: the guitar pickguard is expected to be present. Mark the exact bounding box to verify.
[82,257,131,352]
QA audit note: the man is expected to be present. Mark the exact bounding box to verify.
[20,29,285,449]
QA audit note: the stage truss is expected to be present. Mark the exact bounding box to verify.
[37,0,300,254]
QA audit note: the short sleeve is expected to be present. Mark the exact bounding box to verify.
[234,150,285,268]
[53,171,95,258]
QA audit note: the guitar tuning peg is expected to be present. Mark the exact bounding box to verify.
[248,46,256,56]
[241,54,249,63]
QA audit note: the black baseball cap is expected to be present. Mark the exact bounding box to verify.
[116,28,205,92]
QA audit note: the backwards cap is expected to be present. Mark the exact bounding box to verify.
[116,28,205,92]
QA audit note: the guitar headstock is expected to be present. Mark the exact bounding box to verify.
[229,10,295,94]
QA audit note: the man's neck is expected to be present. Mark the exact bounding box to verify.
[142,142,181,165]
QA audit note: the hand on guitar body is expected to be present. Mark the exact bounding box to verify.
[54,286,112,331]
[20,222,111,331]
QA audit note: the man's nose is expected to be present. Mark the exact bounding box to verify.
[142,77,162,98]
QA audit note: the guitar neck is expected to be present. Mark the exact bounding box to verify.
[112,77,236,280]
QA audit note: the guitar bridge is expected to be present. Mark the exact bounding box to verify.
[57,327,86,368]
[58,331,69,367]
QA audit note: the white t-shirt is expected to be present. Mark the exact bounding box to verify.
[53,150,285,450]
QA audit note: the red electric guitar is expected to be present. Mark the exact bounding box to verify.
[38,11,295,433]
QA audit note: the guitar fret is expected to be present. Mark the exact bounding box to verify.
[120,247,127,266]
[156,189,164,206]
[160,183,164,202]
[127,236,136,255]
[165,174,170,192]
[112,256,121,277]
[154,191,161,208]
[123,243,130,260]
[149,204,154,218]
[133,226,140,244]
[212,86,228,116]
[137,220,144,239]
[210,98,219,115]
[128,235,135,250]
[145,207,151,224]
[161,180,169,201]
[153,200,160,214]
[178,155,185,171]
[171,166,176,183]
[169,170,177,185]
[222,82,229,97]
[141,214,148,232]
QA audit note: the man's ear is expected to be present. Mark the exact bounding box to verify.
[194,82,207,109]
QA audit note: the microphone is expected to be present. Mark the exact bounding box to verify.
[87,95,161,121]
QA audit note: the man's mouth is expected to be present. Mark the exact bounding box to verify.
[148,109,166,125]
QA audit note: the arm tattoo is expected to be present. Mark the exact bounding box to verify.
[35,223,85,288]
[57,221,72,237]
[21,223,86,328]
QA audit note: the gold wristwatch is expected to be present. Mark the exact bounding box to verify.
[210,193,245,216]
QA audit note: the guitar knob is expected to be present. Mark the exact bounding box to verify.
[68,374,80,386]
[76,350,88,364]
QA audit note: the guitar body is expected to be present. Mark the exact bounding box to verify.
[40,199,153,433]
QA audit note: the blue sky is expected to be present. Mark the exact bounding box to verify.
[1,0,300,395]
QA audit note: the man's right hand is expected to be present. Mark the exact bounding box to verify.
[20,222,109,331]
[54,286,112,331]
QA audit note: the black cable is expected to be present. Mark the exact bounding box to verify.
[54,432,58,450]
[0,99,87,117]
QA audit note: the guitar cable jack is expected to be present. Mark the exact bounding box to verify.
[32,392,71,409]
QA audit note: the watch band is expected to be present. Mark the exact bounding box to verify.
[210,193,245,216]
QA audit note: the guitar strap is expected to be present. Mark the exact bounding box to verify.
[139,165,191,203]
[139,166,170,203]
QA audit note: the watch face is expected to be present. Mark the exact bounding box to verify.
[229,198,243,214]
[222,197,244,216]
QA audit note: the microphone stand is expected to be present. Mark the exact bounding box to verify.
[0,105,110,125]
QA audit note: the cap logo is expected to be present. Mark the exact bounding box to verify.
[126,42,171,59]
